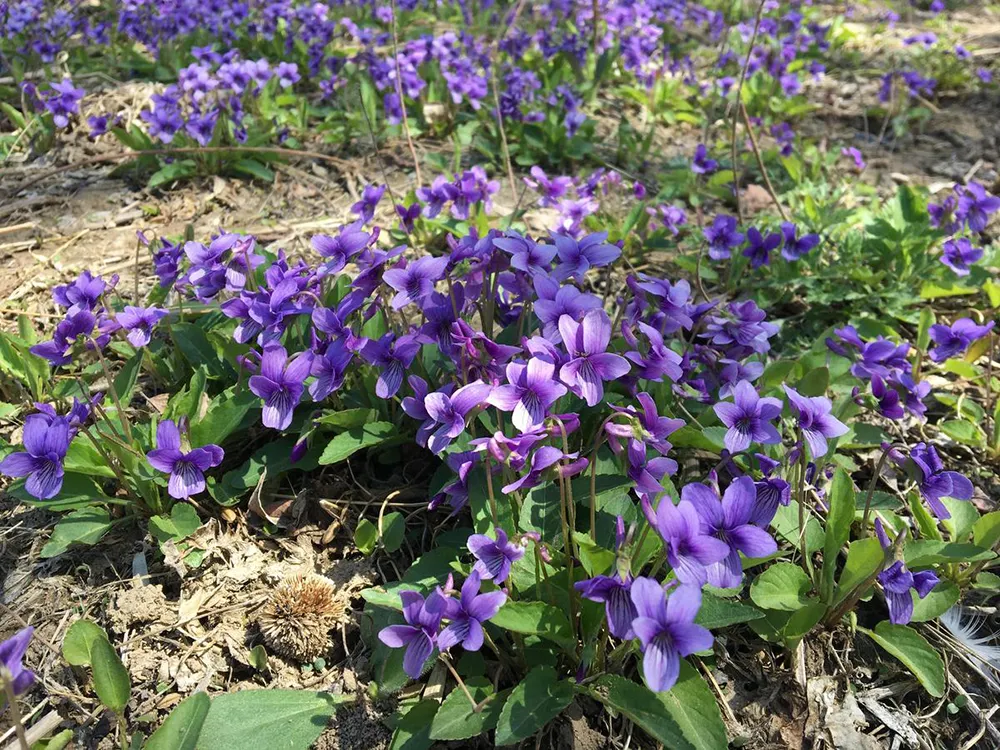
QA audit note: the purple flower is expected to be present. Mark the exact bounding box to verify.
[647,204,687,235]
[382,255,450,310]
[683,478,777,588]
[533,278,602,342]
[630,578,713,692]
[416,176,459,218]
[309,339,354,401]
[0,627,35,696]
[311,222,372,276]
[558,309,631,407]
[146,419,224,499]
[87,114,110,138]
[928,318,994,362]
[780,223,820,261]
[52,270,107,312]
[30,309,96,367]
[958,182,1000,233]
[275,62,300,88]
[623,322,684,382]
[783,385,849,458]
[713,380,782,453]
[116,305,168,348]
[248,345,314,430]
[841,147,866,171]
[691,144,718,175]
[501,445,584,494]
[44,78,85,128]
[910,442,973,519]
[742,227,782,269]
[424,381,493,454]
[378,590,445,678]
[0,414,71,499]
[352,184,386,223]
[495,233,556,277]
[575,573,635,639]
[488,358,568,432]
[358,333,422,398]
[704,216,744,261]
[524,166,573,207]
[438,571,506,652]
[551,232,621,282]
[467,528,524,584]
[641,496,729,586]
[875,520,939,625]
[940,238,983,276]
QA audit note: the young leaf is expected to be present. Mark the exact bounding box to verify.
[90,635,131,714]
[355,518,379,555]
[494,666,574,746]
[144,692,210,750]
[592,667,727,750]
[430,678,504,741]
[319,422,396,465]
[197,690,350,750]
[381,512,406,553]
[972,511,1000,551]
[149,503,201,544]
[41,508,114,558]
[750,562,815,611]
[695,593,764,629]
[113,351,144,407]
[822,468,855,602]
[62,619,107,666]
[904,541,995,567]
[832,537,884,605]
[389,699,438,750]
[909,580,960,623]
[860,623,945,697]
[190,389,257,447]
[490,600,575,652]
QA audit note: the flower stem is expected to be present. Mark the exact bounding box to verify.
[860,444,897,535]
[92,341,133,444]
[2,673,30,750]
[439,653,480,712]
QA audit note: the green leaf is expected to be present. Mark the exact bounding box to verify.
[197,690,349,750]
[430,679,505,741]
[113,352,143,407]
[592,665,726,750]
[910,580,960,623]
[939,420,986,448]
[490,600,575,652]
[495,666,574,746]
[519,482,565,545]
[63,439,118,479]
[904,541,995,567]
[165,367,208,423]
[381,512,405,553]
[319,422,396,465]
[214,437,320,506]
[823,468,855,601]
[916,308,935,352]
[9,472,113,511]
[796,366,829,397]
[941,498,979,542]
[695,593,764,629]
[149,503,201,544]
[91,635,131,714]
[144,692,210,750]
[860,623,945,697]
[171,323,230,381]
[920,282,975,300]
[230,159,275,182]
[190,389,257,448]
[772,501,824,553]
[148,159,197,189]
[750,562,815,611]
[573,532,616,577]
[355,518,379,555]
[41,508,113,558]
[389,699,438,750]
[315,408,377,430]
[833,537,884,604]
[973,511,1000,551]
[62,619,107,666]
[749,602,826,646]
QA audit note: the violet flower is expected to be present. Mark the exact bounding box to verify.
[467,528,524,584]
[488,358,568,432]
[841,147,866,171]
[909,442,973,519]
[0,414,71,499]
[358,333,422,399]
[704,216,744,261]
[0,627,35,696]
[927,319,994,363]
[875,520,939,625]
[691,144,718,175]
[378,590,445,679]
[500,445,585,494]
[713,380,782,454]
[495,233,556,277]
[742,227,782,269]
[30,309,96,367]
[382,255,450,310]
[309,339,354,401]
[783,385,849,458]
[551,232,621,282]
[558,309,631,406]
[437,571,506,652]
[940,238,983,276]
[957,182,1000,233]
[575,573,635,639]
[683,477,777,588]
[641,496,729,586]
[52,270,107,312]
[352,184,386,223]
[424,381,493,454]
[116,305,169,348]
[146,419,224,499]
[248,345,314,430]
[533,278,602,343]
[524,166,573,207]
[630,578,713,692]
[780,222,820,261]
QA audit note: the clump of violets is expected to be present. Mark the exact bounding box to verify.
[146,420,224,499]
[875,520,939,624]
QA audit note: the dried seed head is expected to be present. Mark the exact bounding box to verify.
[259,574,346,661]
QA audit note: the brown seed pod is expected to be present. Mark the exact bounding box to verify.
[258,574,347,661]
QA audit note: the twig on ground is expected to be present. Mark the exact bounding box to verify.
[388,0,422,186]
[739,102,789,222]
[729,0,768,226]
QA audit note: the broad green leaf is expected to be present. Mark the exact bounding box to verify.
[941,498,979,542]
[381,512,406,553]
[695,593,764,629]
[749,602,826,646]
[145,692,210,750]
[973,511,1000,551]
[112,352,143,407]
[355,518,379,555]
[190,389,257,447]
[197,690,349,750]
[91,635,131,714]
[230,159,275,183]
[490,600,575,652]
[10,472,114,511]
[920,282,975,300]
[916,308,935,352]
[62,619,107,666]
[592,667,726,750]
[495,666,574,746]
[315,408,377,430]
[904,541,995,568]
[939,420,986,448]
[389,699,438,750]
[148,159,197,189]
[796,366,829,397]
[171,323,231,380]
[833,537,883,605]
[149,503,201,544]
[41,508,113,558]
[860,623,944,697]
[750,562,815,611]
[165,367,208,423]
[63,439,118,479]
[319,422,396,465]
[771,501,824,553]
[823,468,855,601]
[430,679,505,741]
[909,580,960,623]
[573,532,615,577]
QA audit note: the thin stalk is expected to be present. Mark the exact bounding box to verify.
[440,653,479,711]
[557,470,579,650]
[860,444,897,535]
[2,674,30,750]
[728,0,768,226]
[91,342,133,444]
[388,0,422,186]
[483,456,500,528]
